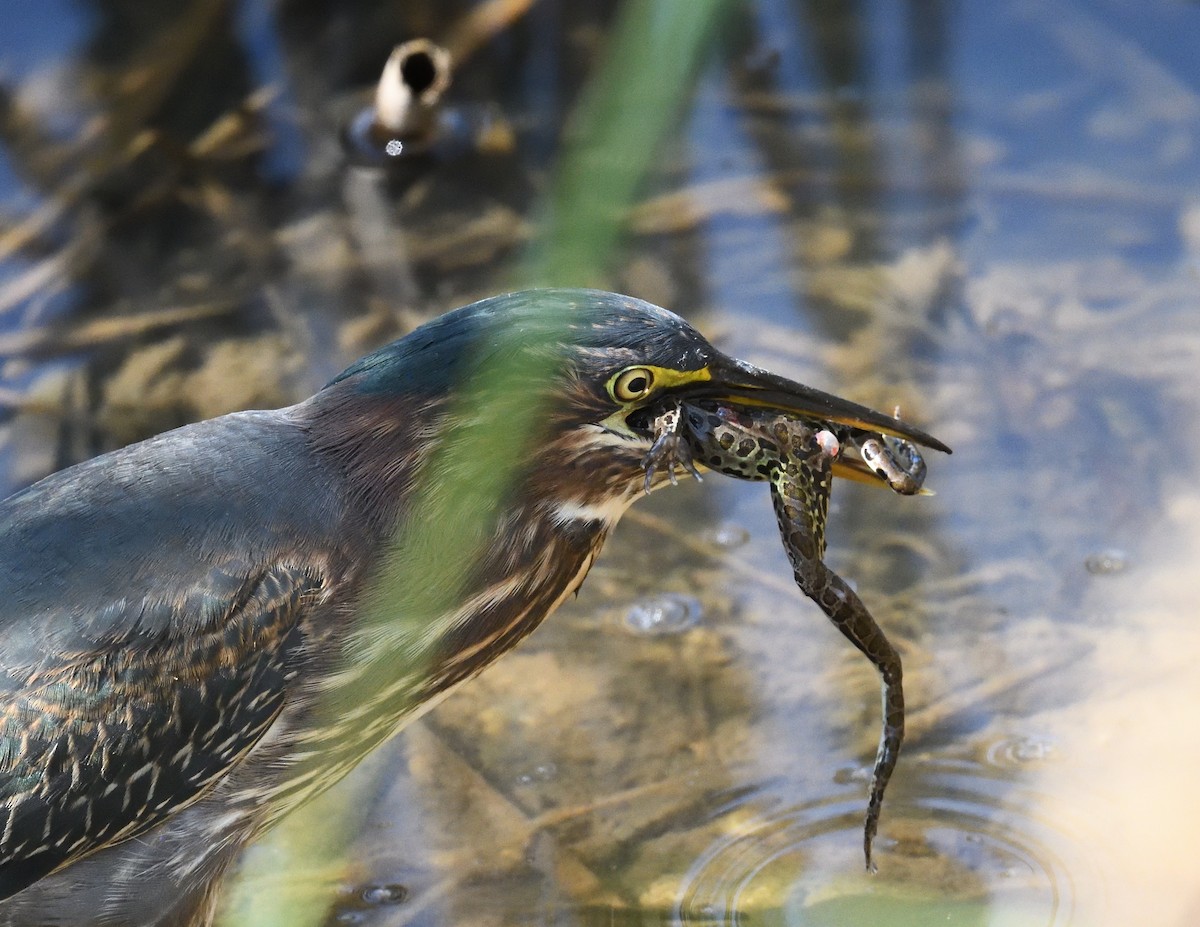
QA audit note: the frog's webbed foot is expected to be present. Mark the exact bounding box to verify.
[642,402,703,494]
[770,467,904,872]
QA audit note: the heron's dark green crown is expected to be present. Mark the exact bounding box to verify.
[324,288,716,414]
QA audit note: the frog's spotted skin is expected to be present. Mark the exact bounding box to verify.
[644,399,908,871]
[677,402,837,551]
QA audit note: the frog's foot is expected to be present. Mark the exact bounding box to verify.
[853,407,927,495]
[642,403,703,494]
[858,431,925,495]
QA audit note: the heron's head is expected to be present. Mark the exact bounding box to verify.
[309,289,949,527]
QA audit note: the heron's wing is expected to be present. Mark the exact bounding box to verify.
[0,561,323,901]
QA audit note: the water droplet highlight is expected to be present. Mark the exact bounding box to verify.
[360,883,408,906]
[625,593,703,635]
[706,523,750,548]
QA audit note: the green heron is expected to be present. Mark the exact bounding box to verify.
[0,289,948,925]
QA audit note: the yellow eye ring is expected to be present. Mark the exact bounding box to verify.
[610,366,656,402]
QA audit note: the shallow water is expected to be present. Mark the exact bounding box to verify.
[3,1,1200,925]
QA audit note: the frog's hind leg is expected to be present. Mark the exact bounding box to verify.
[769,457,904,872]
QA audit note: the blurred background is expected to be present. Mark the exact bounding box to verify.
[2,0,1199,924]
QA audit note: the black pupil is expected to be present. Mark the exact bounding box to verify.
[625,375,647,394]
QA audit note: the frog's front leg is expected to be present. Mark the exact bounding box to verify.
[771,453,904,872]
[642,401,703,494]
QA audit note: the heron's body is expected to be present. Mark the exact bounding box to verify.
[0,290,948,925]
[0,412,616,926]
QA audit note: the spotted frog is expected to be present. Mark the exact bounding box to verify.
[644,399,926,870]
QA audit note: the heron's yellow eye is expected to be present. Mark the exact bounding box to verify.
[610,366,656,402]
